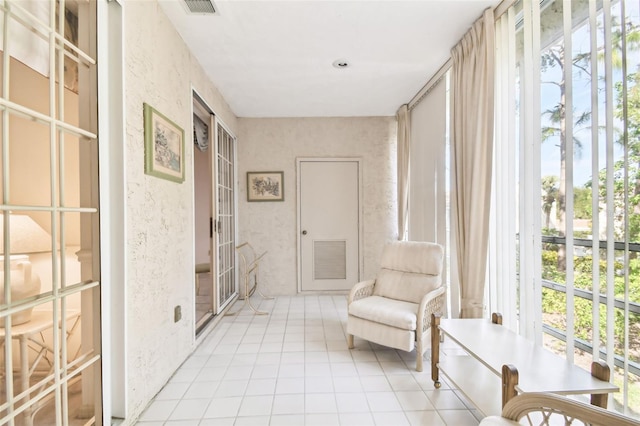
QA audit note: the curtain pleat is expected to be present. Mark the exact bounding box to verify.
[397,104,411,241]
[451,9,495,318]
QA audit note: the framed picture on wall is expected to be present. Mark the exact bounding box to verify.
[247,171,284,202]
[144,103,185,183]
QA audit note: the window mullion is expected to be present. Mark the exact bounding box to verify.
[531,0,543,346]
[1,4,16,423]
[57,1,71,423]
[588,0,601,368]
[491,10,518,328]
[520,0,530,337]
[488,15,502,318]
[48,2,63,424]
[602,0,616,389]
[520,0,543,343]
[506,7,518,328]
[619,0,630,411]
[563,0,575,363]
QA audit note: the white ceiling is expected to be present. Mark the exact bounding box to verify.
[159,0,500,118]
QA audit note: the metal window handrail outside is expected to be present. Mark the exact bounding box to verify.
[539,234,640,314]
[540,280,640,377]
[538,235,640,377]
[542,322,640,377]
[542,279,640,315]
[541,235,640,252]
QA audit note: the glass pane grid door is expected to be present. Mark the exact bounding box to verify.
[216,122,236,311]
[0,1,101,425]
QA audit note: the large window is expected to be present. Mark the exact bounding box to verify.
[494,0,640,417]
[0,1,102,424]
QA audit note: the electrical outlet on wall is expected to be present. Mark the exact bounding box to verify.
[174,305,182,323]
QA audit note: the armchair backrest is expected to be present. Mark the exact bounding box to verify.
[372,241,444,304]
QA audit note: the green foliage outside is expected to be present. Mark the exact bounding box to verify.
[573,187,592,220]
[542,249,640,355]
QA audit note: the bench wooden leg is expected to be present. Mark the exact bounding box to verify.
[590,361,610,409]
[502,364,519,408]
[431,313,441,388]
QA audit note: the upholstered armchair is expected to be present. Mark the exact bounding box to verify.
[346,241,445,372]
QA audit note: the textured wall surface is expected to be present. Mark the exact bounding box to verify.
[123,1,237,423]
[237,117,398,296]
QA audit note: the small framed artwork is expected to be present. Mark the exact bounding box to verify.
[144,103,185,183]
[247,171,284,202]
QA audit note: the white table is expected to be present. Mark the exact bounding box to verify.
[430,314,618,417]
[1,310,80,426]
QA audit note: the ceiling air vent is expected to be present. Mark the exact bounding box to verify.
[183,0,217,14]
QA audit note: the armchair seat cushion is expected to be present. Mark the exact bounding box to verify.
[348,296,418,331]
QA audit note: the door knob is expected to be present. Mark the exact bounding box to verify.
[302,230,307,235]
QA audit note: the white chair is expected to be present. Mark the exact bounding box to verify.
[346,241,445,371]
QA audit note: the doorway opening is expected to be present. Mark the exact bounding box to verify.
[193,94,214,333]
[192,92,238,335]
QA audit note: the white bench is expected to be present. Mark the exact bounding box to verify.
[430,313,619,417]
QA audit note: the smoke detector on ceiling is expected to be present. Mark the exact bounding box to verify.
[332,59,350,69]
[183,0,217,14]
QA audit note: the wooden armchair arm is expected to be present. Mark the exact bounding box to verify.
[417,286,446,336]
[348,279,376,305]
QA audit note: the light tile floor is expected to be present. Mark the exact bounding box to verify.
[135,295,482,426]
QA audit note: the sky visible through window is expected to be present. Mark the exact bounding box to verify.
[540,1,639,189]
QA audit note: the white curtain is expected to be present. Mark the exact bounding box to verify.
[397,104,410,240]
[451,9,495,318]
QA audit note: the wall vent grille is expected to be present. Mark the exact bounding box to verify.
[314,240,347,280]
[183,0,216,14]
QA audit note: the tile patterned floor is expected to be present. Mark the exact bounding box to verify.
[135,295,482,426]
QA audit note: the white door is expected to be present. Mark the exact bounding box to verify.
[299,159,361,291]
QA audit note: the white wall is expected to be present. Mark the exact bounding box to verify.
[123,1,237,422]
[237,117,398,295]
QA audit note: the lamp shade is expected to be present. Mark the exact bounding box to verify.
[0,214,51,255]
